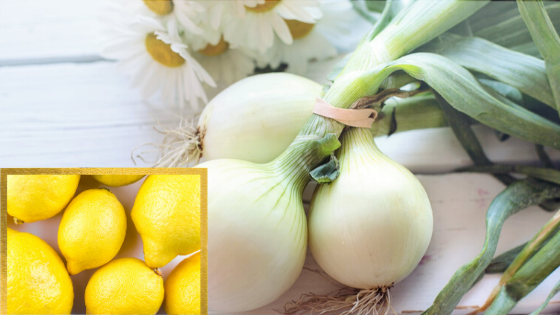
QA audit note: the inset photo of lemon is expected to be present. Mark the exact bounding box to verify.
[2,168,207,315]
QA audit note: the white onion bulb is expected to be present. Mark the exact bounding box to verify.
[309,128,433,290]
[155,73,324,167]
[201,135,341,312]
[200,73,323,163]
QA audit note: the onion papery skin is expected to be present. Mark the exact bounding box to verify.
[309,128,433,289]
[200,159,308,312]
[199,73,324,163]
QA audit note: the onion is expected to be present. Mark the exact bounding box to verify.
[192,2,479,311]
[148,73,448,168]
[200,71,440,313]
[146,72,450,168]
[304,127,433,312]
[200,134,341,312]
[154,73,324,166]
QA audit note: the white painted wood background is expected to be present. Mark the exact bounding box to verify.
[1,0,559,314]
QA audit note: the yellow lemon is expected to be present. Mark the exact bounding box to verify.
[58,188,127,275]
[92,175,145,187]
[131,175,201,268]
[7,175,80,223]
[7,228,74,314]
[85,258,164,314]
[164,252,201,315]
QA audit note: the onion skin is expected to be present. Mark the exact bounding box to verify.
[199,73,324,163]
[309,128,433,289]
[200,134,341,312]
[200,159,307,312]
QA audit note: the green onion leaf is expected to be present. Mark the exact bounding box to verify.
[478,79,524,105]
[364,0,387,13]
[518,0,560,117]
[536,145,554,168]
[422,180,560,315]
[435,93,515,186]
[421,34,556,108]
[366,0,394,40]
[459,1,519,34]
[529,279,560,315]
[351,0,379,24]
[361,53,560,149]
[473,2,560,55]
[327,53,352,82]
[477,210,560,313]
[342,0,489,74]
[486,243,527,274]
[434,93,490,165]
[485,230,560,315]
[374,94,448,137]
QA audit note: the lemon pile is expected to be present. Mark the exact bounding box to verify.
[6,174,202,315]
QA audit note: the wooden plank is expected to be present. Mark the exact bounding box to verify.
[0,0,101,65]
[1,61,558,169]
[0,61,182,167]
[8,173,560,314]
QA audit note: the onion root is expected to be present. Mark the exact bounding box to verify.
[133,117,202,167]
[283,285,395,315]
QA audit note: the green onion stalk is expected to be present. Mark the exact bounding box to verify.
[484,229,560,315]
[530,279,560,315]
[486,224,560,275]
[517,0,560,116]
[422,180,560,315]
[201,1,491,313]
[374,94,448,137]
[298,0,490,143]
[475,210,560,313]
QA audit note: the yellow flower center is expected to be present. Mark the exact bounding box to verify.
[145,33,185,67]
[245,0,280,13]
[285,19,315,39]
[198,38,230,57]
[143,0,174,16]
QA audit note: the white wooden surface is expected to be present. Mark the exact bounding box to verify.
[1,1,560,314]
[0,0,102,65]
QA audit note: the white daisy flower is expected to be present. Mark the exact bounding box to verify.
[100,11,215,110]
[184,1,266,50]
[184,18,222,52]
[192,38,256,85]
[125,0,205,35]
[256,0,369,75]
[181,20,256,86]
[222,0,323,53]
[202,0,265,29]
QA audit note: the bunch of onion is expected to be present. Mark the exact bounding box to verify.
[147,73,445,167]
[197,1,491,312]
